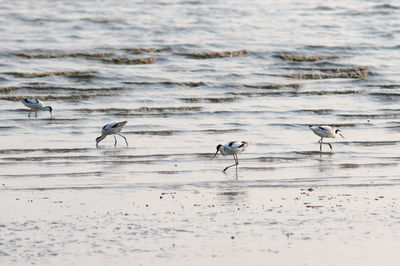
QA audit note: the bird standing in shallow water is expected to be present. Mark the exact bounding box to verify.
[309,125,344,151]
[21,98,52,118]
[212,141,248,172]
[96,121,128,147]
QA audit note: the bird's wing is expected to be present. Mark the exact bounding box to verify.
[228,141,236,147]
[25,99,39,104]
[103,123,116,130]
[318,126,332,131]
[227,141,247,149]
[103,121,127,132]
[21,98,42,108]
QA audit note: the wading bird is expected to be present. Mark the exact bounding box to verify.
[96,121,128,147]
[21,98,52,118]
[212,141,248,172]
[309,125,344,151]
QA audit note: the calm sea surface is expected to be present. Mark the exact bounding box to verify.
[1,0,400,265]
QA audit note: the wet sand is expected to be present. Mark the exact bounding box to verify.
[2,184,400,266]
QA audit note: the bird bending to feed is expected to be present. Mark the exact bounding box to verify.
[96,121,128,147]
[309,125,344,151]
[21,98,52,118]
[212,141,248,172]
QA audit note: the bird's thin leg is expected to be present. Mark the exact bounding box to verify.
[114,135,117,146]
[35,111,38,118]
[28,111,31,118]
[234,154,239,172]
[319,138,323,152]
[319,137,333,150]
[118,134,128,146]
[223,155,238,172]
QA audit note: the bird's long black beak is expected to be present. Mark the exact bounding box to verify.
[339,133,345,139]
[211,150,219,160]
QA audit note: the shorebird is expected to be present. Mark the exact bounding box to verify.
[21,98,52,118]
[96,121,128,147]
[309,125,344,151]
[211,141,248,172]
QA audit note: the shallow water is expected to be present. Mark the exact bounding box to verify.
[1,0,400,265]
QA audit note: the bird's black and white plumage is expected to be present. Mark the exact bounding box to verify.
[212,141,249,172]
[309,125,344,151]
[21,98,52,118]
[96,121,128,147]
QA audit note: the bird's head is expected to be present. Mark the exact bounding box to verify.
[211,144,223,159]
[96,136,105,147]
[335,129,345,138]
[44,106,53,116]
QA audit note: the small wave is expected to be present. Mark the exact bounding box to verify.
[273,72,368,79]
[339,162,398,169]
[342,141,399,146]
[1,155,98,162]
[11,52,115,59]
[77,106,202,115]
[304,45,371,51]
[124,81,205,87]
[366,84,400,89]
[0,85,125,93]
[341,10,393,16]
[369,92,400,97]
[297,90,365,95]
[228,89,364,97]
[0,126,18,130]
[256,156,300,162]
[0,148,91,155]
[0,87,19,93]
[273,54,342,62]
[280,66,370,74]
[87,57,156,64]
[337,113,399,119]
[1,92,118,101]
[81,17,126,24]
[122,47,173,54]
[176,49,249,59]
[180,97,236,103]
[313,6,335,11]
[200,129,243,134]
[374,4,399,9]
[244,83,302,89]
[295,150,334,156]
[339,163,360,169]
[292,109,334,115]
[3,71,97,79]
[127,130,175,136]
[374,4,400,10]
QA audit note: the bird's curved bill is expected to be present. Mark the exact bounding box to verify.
[339,133,345,139]
[211,150,218,160]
